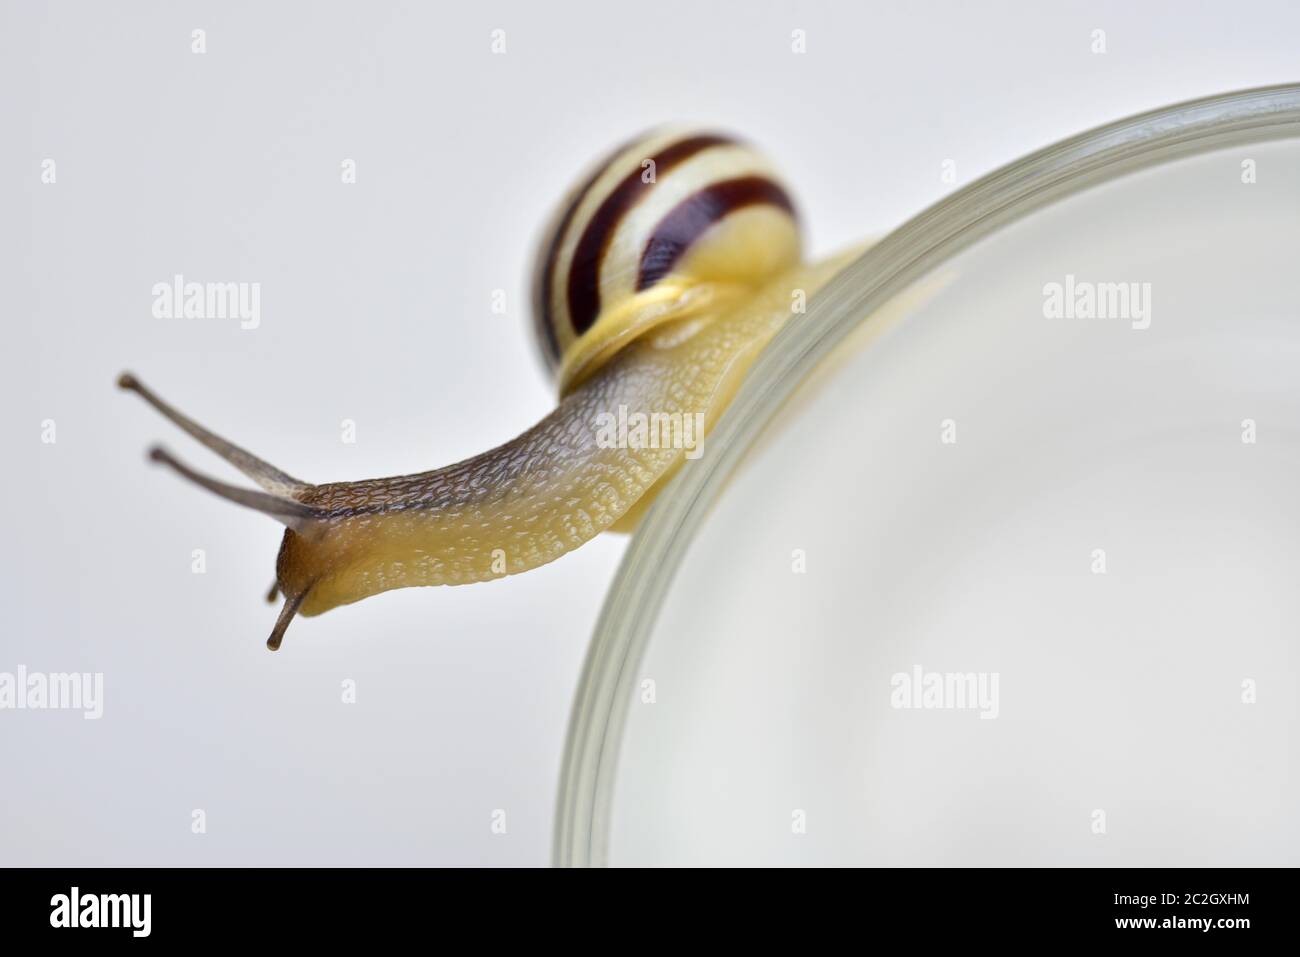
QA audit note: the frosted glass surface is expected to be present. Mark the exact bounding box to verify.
[606,139,1300,866]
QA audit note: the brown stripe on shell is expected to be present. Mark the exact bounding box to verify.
[531,138,634,369]
[636,176,796,292]
[566,133,735,337]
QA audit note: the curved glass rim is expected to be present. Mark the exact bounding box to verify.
[553,83,1300,867]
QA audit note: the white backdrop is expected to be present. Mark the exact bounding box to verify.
[4,0,1298,865]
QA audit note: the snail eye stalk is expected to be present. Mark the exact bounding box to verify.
[117,372,308,498]
[145,446,320,531]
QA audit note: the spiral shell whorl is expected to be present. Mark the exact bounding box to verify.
[531,128,803,394]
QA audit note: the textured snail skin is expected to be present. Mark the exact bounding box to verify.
[281,249,857,617]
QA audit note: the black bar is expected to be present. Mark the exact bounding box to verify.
[0,866,1286,943]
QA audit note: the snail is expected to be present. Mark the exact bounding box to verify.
[119,128,861,650]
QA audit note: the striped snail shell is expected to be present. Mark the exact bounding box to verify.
[532,129,804,394]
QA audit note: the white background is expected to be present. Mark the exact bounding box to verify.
[4,0,1298,865]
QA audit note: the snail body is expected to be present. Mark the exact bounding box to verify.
[121,128,859,649]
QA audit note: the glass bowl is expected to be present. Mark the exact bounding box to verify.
[557,85,1300,866]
